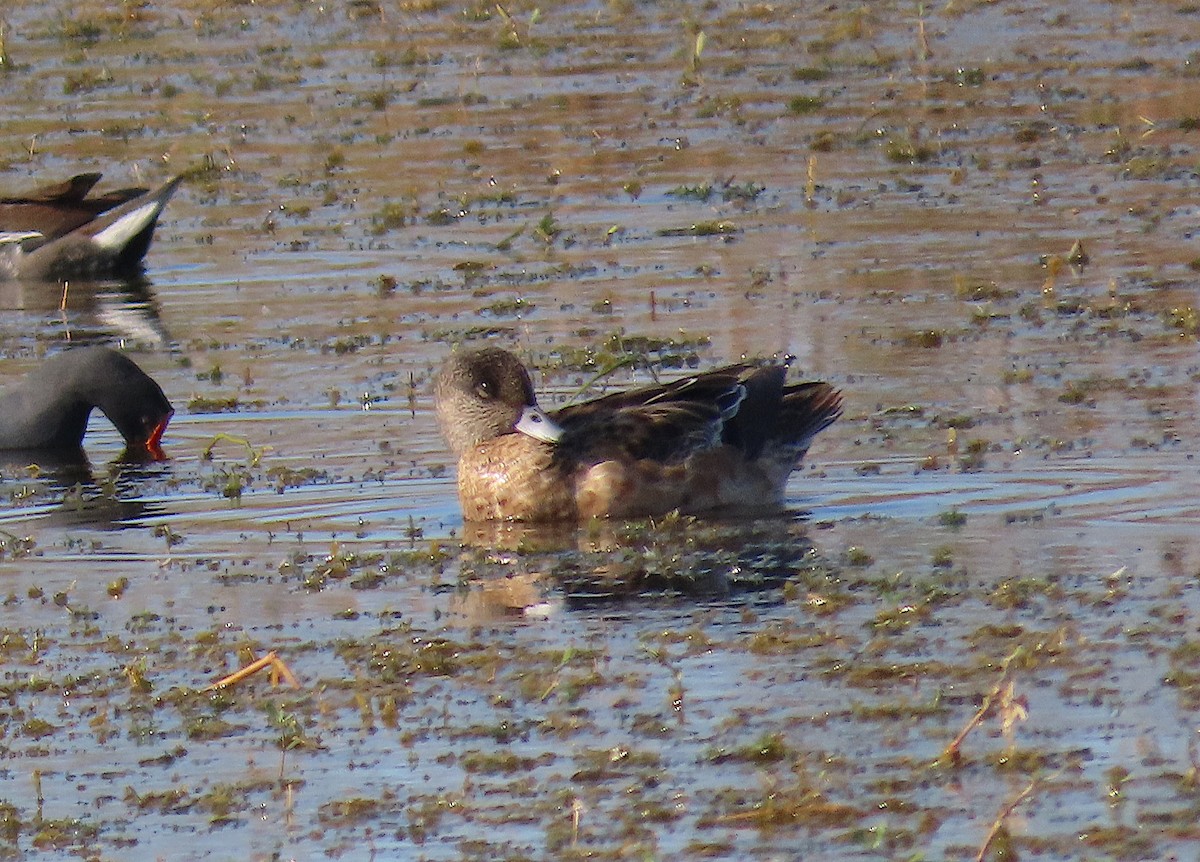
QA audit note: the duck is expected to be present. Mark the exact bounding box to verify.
[0,346,173,459]
[0,172,184,281]
[434,347,842,522]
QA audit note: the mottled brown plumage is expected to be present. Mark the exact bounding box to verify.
[434,347,842,522]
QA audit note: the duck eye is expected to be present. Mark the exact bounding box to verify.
[475,381,492,400]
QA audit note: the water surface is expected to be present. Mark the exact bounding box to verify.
[0,1,1199,859]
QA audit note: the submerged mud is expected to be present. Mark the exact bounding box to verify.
[0,1,1198,859]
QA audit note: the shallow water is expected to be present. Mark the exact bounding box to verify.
[1,1,1200,859]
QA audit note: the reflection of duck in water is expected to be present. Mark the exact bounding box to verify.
[0,172,183,281]
[434,347,842,522]
[0,275,173,350]
[0,346,172,461]
[447,572,559,624]
[454,515,826,606]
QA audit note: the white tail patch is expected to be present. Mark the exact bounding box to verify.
[0,230,43,245]
[93,201,161,251]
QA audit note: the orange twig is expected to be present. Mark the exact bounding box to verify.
[206,650,300,691]
[938,645,1029,766]
[974,773,1053,862]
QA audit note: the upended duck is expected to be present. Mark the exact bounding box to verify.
[434,347,842,522]
[0,172,183,281]
[0,346,173,459]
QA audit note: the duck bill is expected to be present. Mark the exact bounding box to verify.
[515,405,563,444]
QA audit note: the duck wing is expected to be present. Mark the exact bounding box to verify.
[553,365,749,464]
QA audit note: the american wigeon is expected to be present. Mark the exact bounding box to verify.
[434,347,842,521]
[0,346,173,459]
[0,172,184,281]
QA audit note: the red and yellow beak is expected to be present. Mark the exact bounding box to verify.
[143,410,173,460]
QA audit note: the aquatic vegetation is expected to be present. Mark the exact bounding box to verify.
[787,95,826,115]
[31,818,99,852]
[480,296,535,317]
[884,137,935,163]
[62,68,113,94]
[667,182,714,201]
[186,395,242,413]
[937,509,967,528]
[901,329,945,348]
[1167,306,1200,336]
[843,546,873,567]
[792,66,831,82]
[0,0,1197,859]
[543,330,712,374]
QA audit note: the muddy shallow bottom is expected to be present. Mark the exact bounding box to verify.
[1,0,1200,859]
